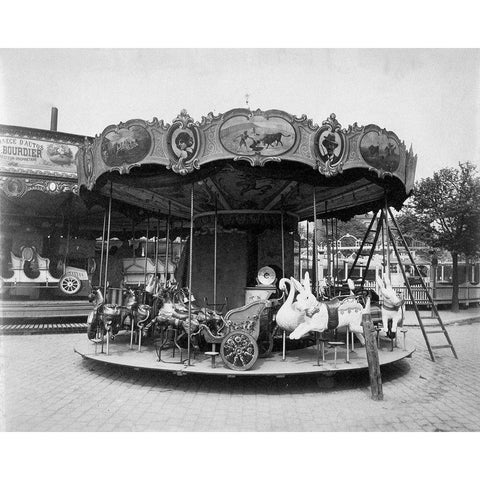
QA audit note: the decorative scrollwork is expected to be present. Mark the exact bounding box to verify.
[166,110,200,175]
[233,155,282,167]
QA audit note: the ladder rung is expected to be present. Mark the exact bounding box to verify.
[426,330,445,334]
[420,317,439,320]
[430,345,453,350]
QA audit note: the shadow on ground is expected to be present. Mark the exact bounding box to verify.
[81,355,412,395]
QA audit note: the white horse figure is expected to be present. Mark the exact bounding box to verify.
[376,275,404,340]
[288,272,366,345]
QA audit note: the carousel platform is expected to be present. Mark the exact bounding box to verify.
[74,334,415,377]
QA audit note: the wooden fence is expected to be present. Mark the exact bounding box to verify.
[363,281,480,307]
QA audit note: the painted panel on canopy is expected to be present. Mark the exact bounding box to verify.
[360,130,401,173]
[150,181,217,213]
[101,125,152,166]
[212,165,294,210]
[219,113,295,157]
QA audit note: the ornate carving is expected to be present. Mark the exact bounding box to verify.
[233,155,282,167]
[322,113,342,132]
[166,110,200,175]
[172,109,195,128]
[315,113,346,177]
[0,176,78,197]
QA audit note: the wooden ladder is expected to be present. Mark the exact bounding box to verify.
[348,207,458,362]
[386,207,458,361]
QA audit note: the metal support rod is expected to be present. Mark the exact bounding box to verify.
[281,209,285,279]
[282,330,286,361]
[129,311,135,350]
[330,218,335,296]
[165,202,171,287]
[187,184,194,366]
[131,220,136,258]
[313,188,318,294]
[98,209,107,288]
[63,220,71,276]
[383,195,391,281]
[335,218,339,291]
[154,218,160,290]
[325,202,330,287]
[213,198,218,306]
[346,325,350,363]
[297,231,301,279]
[306,221,310,275]
[103,183,113,300]
[143,218,150,288]
[106,327,110,355]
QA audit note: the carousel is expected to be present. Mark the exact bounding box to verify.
[73,107,423,377]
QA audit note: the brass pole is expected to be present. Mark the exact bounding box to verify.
[187,184,194,366]
[98,209,107,289]
[213,197,218,307]
[313,188,318,294]
[306,221,310,276]
[281,208,285,279]
[143,218,150,289]
[154,217,160,290]
[103,183,113,300]
[165,201,171,286]
[384,194,391,281]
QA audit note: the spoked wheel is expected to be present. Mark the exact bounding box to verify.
[257,331,274,358]
[58,274,82,295]
[220,331,259,371]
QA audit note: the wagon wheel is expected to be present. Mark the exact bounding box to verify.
[220,331,259,371]
[58,274,82,295]
[257,330,274,358]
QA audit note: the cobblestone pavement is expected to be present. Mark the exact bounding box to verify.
[0,323,479,432]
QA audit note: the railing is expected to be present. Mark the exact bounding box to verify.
[362,281,480,306]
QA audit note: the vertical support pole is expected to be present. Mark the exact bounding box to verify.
[98,208,107,288]
[281,208,285,279]
[143,218,150,289]
[335,218,339,292]
[213,198,218,307]
[131,220,136,258]
[298,231,302,279]
[325,202,330,291]
[346,324,350,363]
[312,188,318,294]
[306,221,310,276]
[165,202,171,286]
[187,184,194,366]
[103,183,113,300]
[154,217,160,291]
[362,309,384,401]
[383,195,391,281]
[282,330,286,361]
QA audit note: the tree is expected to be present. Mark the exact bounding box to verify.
[405,162,480,311]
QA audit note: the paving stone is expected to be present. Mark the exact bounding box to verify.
[1,326,480,431]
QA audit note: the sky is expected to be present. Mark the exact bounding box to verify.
[1,48,479,180]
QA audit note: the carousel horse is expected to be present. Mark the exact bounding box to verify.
[288,273,366,345]
[376,275,404,340]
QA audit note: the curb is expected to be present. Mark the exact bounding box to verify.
[404,316,480,328]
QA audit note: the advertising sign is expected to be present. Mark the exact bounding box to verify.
[0,135,79,175]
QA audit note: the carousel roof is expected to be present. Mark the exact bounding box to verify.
[76,108,417,228]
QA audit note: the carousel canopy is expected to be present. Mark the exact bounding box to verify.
[77,108,417,228]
